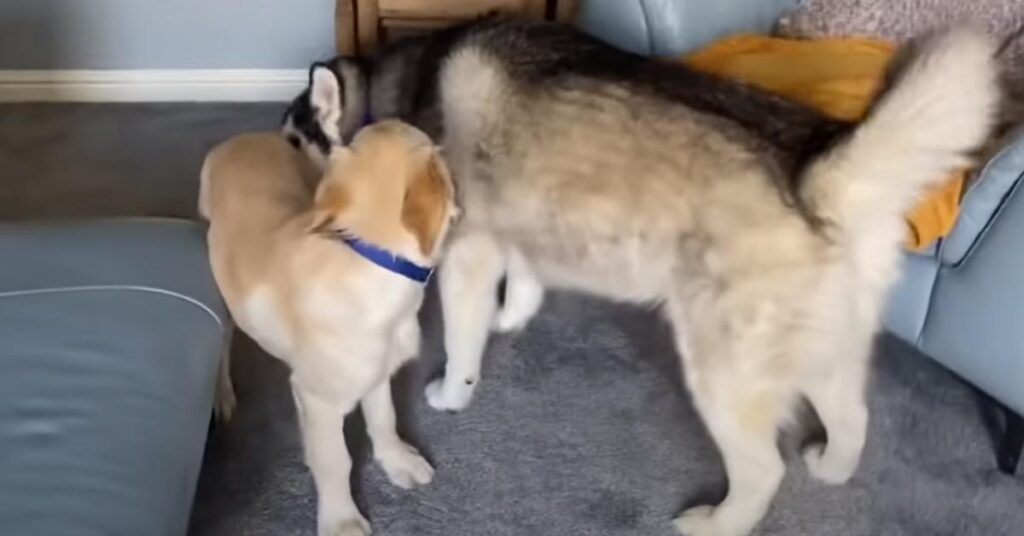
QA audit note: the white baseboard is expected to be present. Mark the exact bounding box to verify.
[0,69,308,102]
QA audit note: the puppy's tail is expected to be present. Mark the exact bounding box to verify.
[801,28,1000,235]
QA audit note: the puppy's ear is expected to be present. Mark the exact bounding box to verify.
[309,64,343,128]
[308,181,351,235]
[402,148,453,256]
[307,210,338,235]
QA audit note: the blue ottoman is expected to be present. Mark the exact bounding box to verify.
[0,218,228,536]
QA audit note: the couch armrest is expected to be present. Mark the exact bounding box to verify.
[576,0,798,56]
[939,131,1024,266]
[919,174,1024,415]
[0,217,225,318]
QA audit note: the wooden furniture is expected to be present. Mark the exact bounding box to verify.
[336,0,579,56]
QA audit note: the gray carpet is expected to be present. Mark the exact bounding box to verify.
[2,104,1021,536]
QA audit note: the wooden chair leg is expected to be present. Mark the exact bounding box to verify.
[554,0,580,22]
[524,0,547,19]
[355,0,381,56]
[998,405,1023,475]
[335,0,358,56]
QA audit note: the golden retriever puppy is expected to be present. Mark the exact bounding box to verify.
[200,121,458,536]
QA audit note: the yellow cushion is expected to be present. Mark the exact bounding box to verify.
[682,35,964,250]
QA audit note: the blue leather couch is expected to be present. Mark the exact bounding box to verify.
[0,218,228,536]
[577,0,1024,474]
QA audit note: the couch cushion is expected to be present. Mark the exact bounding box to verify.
[577,0,798,56]
[0,218,227,536]
[920,182,1024,415]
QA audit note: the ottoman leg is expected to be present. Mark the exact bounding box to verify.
[998,404,1023,475]
[214,325,236,423]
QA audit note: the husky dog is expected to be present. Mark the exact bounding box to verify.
[285,17,998,536]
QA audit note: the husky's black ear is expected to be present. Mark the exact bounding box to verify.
[308,63,342,125]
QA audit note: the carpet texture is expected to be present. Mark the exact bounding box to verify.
[1,104,1021,536]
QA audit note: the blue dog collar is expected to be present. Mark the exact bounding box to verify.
[336,234,433,284]
[360,111,375,129]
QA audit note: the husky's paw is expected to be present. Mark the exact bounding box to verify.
[491,306,533,333]
[319,514,371,536]
[673,506,739,536]
[803,444,856,485]
[377,441,435,489]
[424,378,474,412]
[491,272,543,332]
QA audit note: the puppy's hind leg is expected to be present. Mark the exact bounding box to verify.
[426,231,504,411]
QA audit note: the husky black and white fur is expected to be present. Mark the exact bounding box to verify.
[282,56,369,168]
[284,16,999,536]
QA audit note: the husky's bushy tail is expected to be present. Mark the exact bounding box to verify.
[803,28,999,233]
[802,27,1000,324]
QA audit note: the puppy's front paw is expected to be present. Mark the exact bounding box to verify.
[377,441,435,489]
[424,378,474,412]
[673,505,735,536]
[319,514,371,536]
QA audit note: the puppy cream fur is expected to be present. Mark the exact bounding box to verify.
[201,123,457,536]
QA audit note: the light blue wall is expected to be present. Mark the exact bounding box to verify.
[0,0,335,69]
